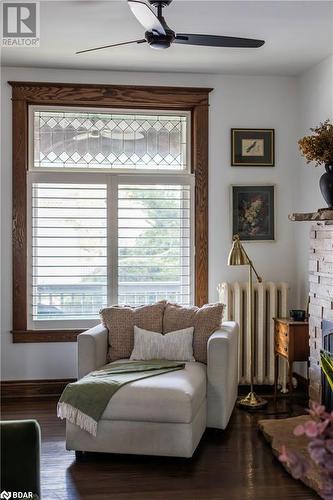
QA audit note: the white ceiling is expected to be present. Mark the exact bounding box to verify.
[1,0,333,75]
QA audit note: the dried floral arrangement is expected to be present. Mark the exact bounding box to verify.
[298,120,333,167]
[279,401,333,499]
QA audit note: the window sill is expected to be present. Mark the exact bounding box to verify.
[12,329,84,343]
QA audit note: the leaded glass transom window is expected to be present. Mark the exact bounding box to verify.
[31,107,189,171]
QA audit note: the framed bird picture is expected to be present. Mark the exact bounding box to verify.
[231,128,275,166]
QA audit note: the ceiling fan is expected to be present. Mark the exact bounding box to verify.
[77,0,265,54]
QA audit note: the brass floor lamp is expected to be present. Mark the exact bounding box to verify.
[228,235,268,410]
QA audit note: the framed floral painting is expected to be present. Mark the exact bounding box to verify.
[232,185,275,241]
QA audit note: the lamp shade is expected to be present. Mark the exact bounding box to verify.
[228,235,250,266]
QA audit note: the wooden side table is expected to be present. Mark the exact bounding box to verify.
[274,318,309,397]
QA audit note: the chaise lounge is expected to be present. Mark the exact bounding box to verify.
[66,316,238,458]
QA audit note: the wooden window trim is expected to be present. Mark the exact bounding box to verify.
[9,81,212,343]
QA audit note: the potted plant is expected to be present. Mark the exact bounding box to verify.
[298,120,333,208]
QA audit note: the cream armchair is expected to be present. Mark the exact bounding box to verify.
[66,321,238,458]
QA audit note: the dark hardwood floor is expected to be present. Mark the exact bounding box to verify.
[1,395,317,500]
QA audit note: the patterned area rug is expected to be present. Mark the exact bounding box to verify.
[259,415,322,498]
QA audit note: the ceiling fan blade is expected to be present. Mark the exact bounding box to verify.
[76,39,146,55]
[128,0,166,35]
[175,34,265,48]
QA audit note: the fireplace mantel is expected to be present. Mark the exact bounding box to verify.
[289,208,333,222]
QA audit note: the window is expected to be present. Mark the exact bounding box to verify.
[28,107,194,329]
[32,108,189,170]
[10,82,210,342]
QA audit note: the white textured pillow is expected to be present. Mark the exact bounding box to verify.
[130,325,195,362]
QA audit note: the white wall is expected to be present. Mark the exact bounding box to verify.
[1,66,300,380]
[295,55,333,307]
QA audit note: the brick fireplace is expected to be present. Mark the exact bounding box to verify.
[308,222,333,402]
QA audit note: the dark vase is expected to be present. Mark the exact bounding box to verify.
[319,164,333,208]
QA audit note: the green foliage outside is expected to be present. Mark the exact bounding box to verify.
[321,350,333,391]
[119,188,187,282]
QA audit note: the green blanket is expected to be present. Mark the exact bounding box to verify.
[57,360,185,436]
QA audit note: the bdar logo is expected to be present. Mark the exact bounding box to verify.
[0,491,12,500]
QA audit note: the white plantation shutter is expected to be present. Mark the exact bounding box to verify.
[30,182,108,326]
[118,183,193,306]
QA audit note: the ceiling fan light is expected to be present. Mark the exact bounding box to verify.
[149,40,170,49]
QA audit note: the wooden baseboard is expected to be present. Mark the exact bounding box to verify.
[1,374,308,401]
[1,378,75,399]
